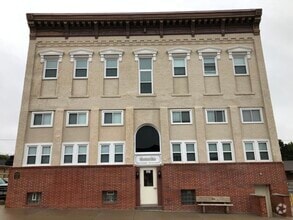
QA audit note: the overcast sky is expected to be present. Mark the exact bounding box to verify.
[0,0,292,155]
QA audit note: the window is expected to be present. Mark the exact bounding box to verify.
[171,110,192,124]
[197,48,221,76]
[173,57,187,76]
[171,141,197,162]
[181,190,195,205]
[139,57,153,94]
[203,56,217,75]
[133,48,157,95]
[207,141,234,162]
[69,49,93,79]
[102,191,117,203]
[24,144,52,166]
[206,109,227,124]
[62,143,88,165]
[66,111,88,126]
[100,49,123,78]
[43,56,59,78]
[31,112,53,128]
[227,47,252,75]
[27,192,42,205]
[98,142,124,164]
[241,108,263,123]
[167,48,191,77]
[243,140,271,161]
[39,50,63,79]
[102,110,123,126]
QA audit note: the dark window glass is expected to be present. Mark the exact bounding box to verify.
[235,66,247,74]
[45,69,57,78]
[69,114,77,124]
[181,190,195,205]
[260,152,269,160]
[115,154,123,162]
[78,155,86,163]
[187,153,195,161]
[223,152,232,161]
[102,191,117,203]
[215,111,225,122]
[64,155,72,163]
[106,68,117,77]
[173,153,182,161]
[75,69,87,77]
[41,155,50,164]
[181,111,190,123]
[27,156,36,164]
[101,154,109,163]
[136,126,160,152]
[104,113,112,124]
[33,114,42,125]
[174,67,186,75]
[209,153,218,161]
[140,83,152,94]
[246,152,255,160]
[144,170,154,186]
[27,192,42,205]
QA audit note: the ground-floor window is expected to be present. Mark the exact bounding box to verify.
[102,191,117,203]
[27,192,42,205]
[181,189,195,205]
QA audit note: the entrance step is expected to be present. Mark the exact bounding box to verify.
[136,205,163,211]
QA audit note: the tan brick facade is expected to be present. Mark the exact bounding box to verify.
[7,10,290,217]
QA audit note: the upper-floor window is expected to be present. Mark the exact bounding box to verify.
[61,142,88,165]
[197,48,221,76]
[69,49,93,79]
[100,49,123,78]
[241,108,263,123]
[98,142,124,164]
[24,143,52,166]
[66,111,88,127]
[167,48,191,77]
[207,141,234,162]
[31,111,54,128]
[243,140,271,161]
[205,109,227,124]
[39,49,63,79]
[171,141,197,163]
[228,47,252,75]
[102,110,123,126]
[133,48,157,95]
[171,110,192,124]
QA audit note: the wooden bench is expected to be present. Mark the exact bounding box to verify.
[196,196,233,213]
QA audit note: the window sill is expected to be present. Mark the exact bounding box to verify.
[235,92,255,96]
[101,95,121,98]
[171,94,191,97]
[203,93,223,96]
[69,95,89,98]
[38,96,58,99]
[137,94,157,97]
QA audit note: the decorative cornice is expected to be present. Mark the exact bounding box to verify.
[167,48,191,60]
[133,48,158,61]
[39,49,63,62]
[69,48,94,62]
[27,9,262,40]
[197,47,222,60]
[99,48,124,62]
[227,46,252,59]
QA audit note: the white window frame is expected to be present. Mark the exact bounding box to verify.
[66,111,89,127]
[23,143,52,166]
[69,49,93,79]
[227,47,252,76]
[61,142,89,165]
[31,111,54,128]
[170,109,192,125]
[167,48,191,77]
[100,48,123,79]
[197,48,221,76]
[170,141,198,163]
[206,140,235,163]
[240,108,263,124]
[98,142,125,165]
[243,140,271,162]
[39,49,63,80]
[205,109,228,124]
[102,110,124,126]
[133,48,157,95]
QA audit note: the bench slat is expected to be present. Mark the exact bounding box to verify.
[197,204,234,206]
[197,196,231,203]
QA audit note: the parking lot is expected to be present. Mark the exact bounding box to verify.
[0,202,289,220]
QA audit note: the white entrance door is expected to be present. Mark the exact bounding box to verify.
[140,167,158,205]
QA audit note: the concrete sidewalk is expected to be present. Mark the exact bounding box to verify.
[0,205,289,220]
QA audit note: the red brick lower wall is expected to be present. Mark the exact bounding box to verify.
[161,162,291,216]
[6,165,136,209]
[6,162,291,216]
